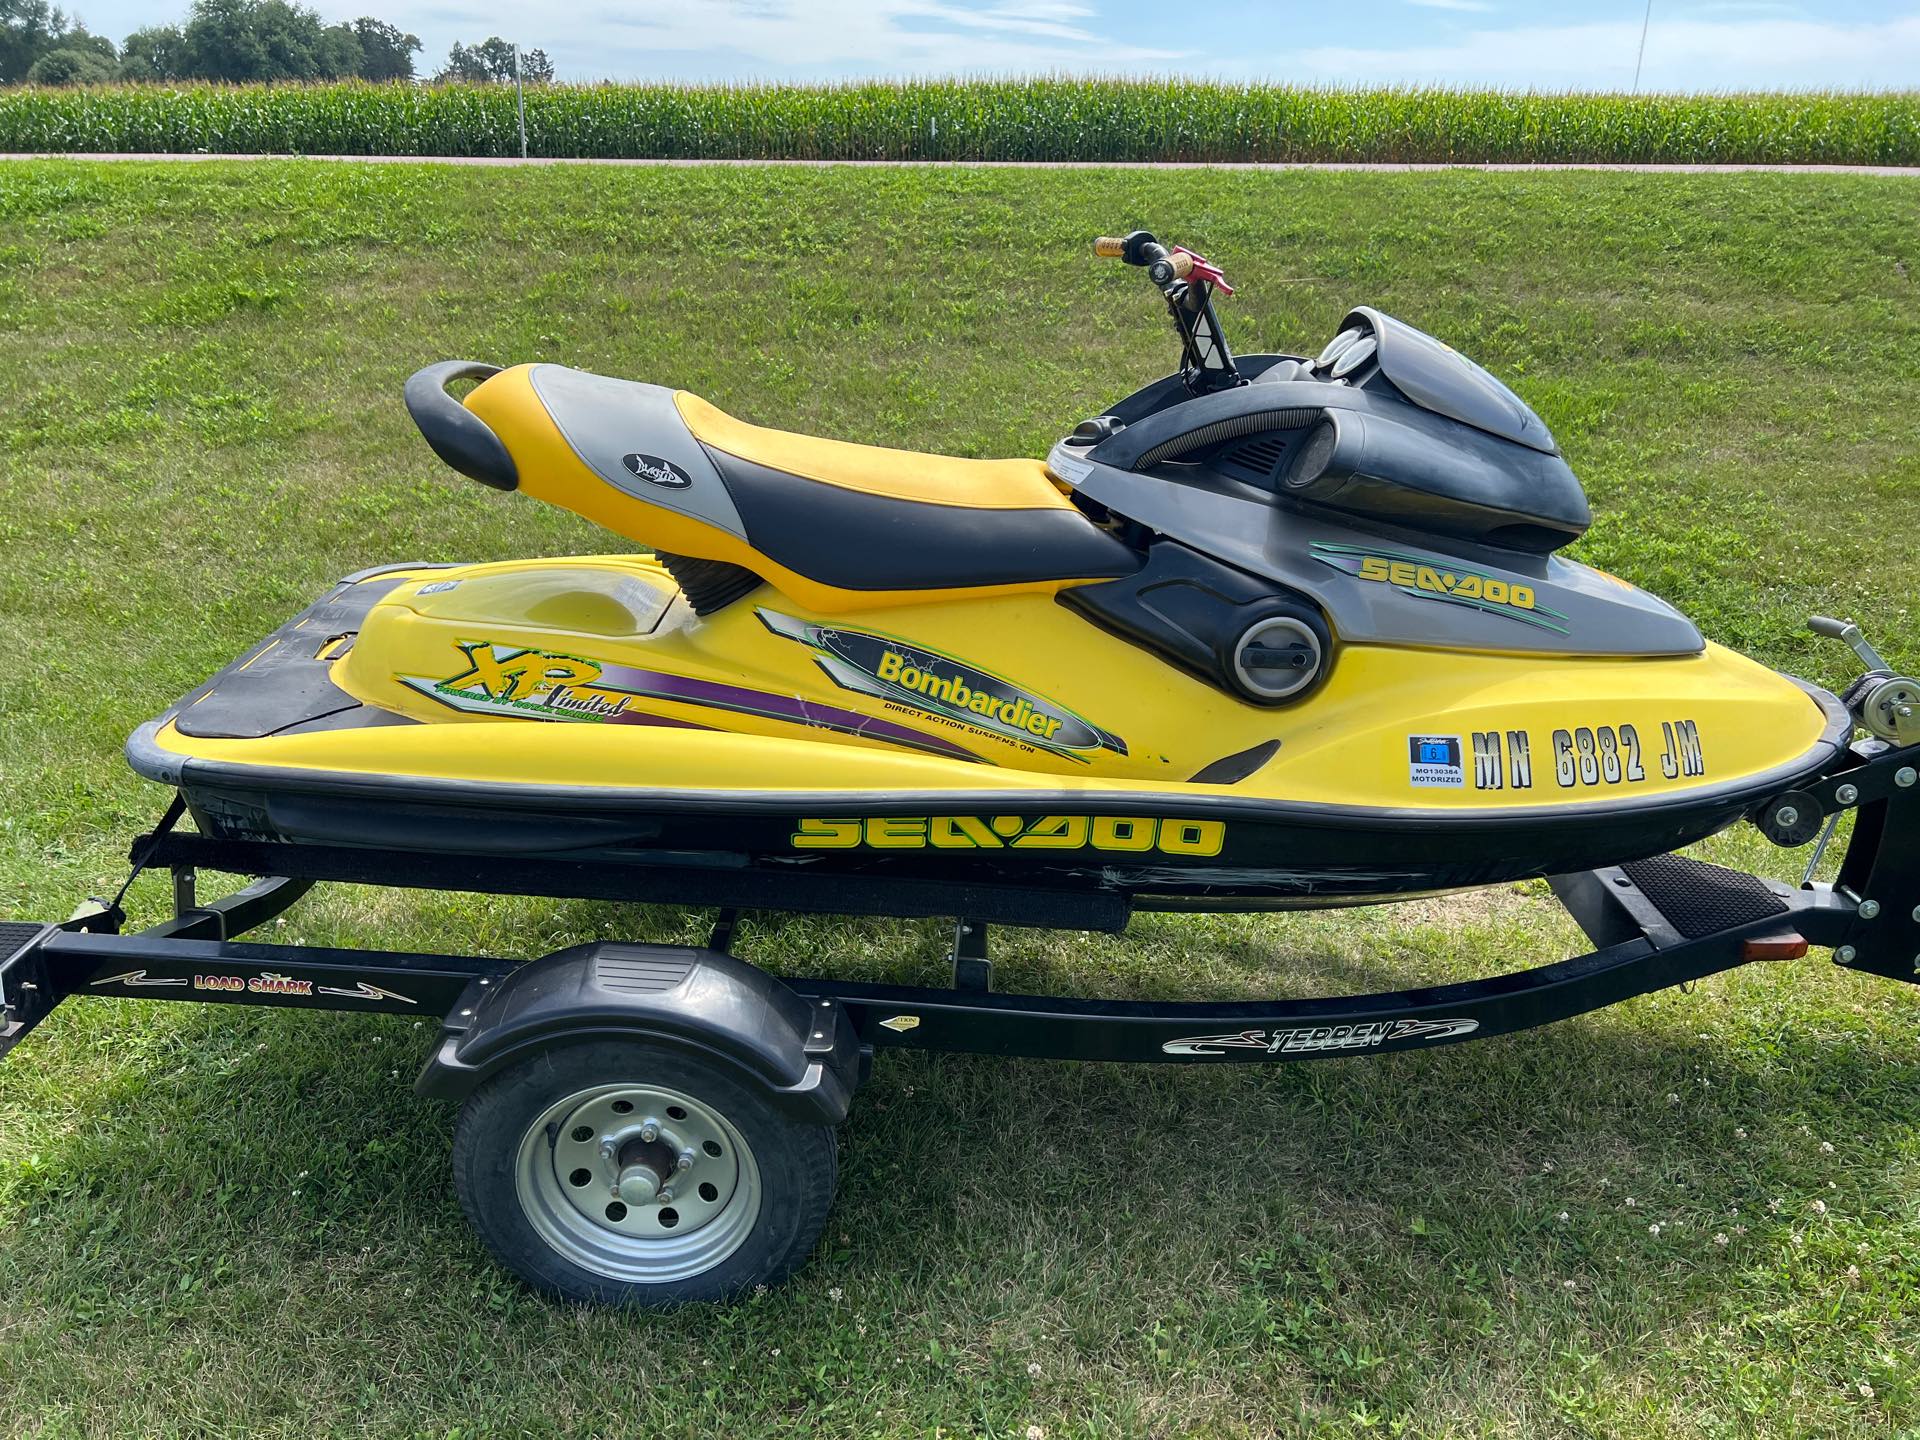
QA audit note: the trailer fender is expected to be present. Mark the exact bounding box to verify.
[415,942,861,1124]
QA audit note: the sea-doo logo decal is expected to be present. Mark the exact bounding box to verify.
[622,453,692,488]
[757,610,1126,763]
[792,815,1225,856]
[1310,542,1569,634]
[1161,1017,1478,1057]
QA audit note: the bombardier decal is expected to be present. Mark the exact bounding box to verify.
[1310,542,1570,634]
[758,610,1127,763]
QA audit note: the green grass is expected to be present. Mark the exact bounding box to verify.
[1,159,1918,1437]
[2,79,1919,164]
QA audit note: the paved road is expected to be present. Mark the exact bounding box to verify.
[5,153,1917,175]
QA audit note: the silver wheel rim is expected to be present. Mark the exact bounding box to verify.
[515,1081,762,1284]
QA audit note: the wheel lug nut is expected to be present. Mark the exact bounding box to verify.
[639,1123,659,1143]
[676,1151,694,1172]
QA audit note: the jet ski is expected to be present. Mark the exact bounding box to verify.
[128,231,1862,912]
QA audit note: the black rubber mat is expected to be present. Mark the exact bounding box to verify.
[1619,853,1789,939]
[173,575,410,740]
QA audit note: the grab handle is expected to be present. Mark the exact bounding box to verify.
[404,360,518,493]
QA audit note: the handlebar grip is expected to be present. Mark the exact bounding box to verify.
[1146,250,1195,286]
[1093,236,1127,258]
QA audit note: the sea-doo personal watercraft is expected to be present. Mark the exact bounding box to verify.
[11,232,1920,1308]
[127,232,1858,910]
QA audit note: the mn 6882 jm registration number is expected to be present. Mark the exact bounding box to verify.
[1468,719,1705,792]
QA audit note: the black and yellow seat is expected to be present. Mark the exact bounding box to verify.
[412,361,1140,613]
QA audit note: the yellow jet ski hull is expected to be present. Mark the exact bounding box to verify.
[130,557,1849,909]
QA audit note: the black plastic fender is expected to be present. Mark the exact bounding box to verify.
[415,943,862,1124]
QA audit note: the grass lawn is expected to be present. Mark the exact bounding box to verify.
[0,160,1917,1438]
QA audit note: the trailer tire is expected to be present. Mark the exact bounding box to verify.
[452,1038,837,1307]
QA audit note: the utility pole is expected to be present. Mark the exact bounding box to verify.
[514,43,528,159]
[1632,0,1654,93]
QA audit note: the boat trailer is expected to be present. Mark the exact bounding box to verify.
[4,738,1917,1303]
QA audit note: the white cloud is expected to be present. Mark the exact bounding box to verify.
[1678,3,1808,16]
[1278,14,1920,89]
[418,0,1186,79]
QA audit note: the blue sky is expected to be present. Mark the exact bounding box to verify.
[68,2,1920,88]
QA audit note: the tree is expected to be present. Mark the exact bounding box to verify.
[174,0,362,83]
[315,21,360,79]
[179,0,269,80]
[438,36,552,84]
[24,42,112,82]
[117,23,187,80]
[8,0,456,85]
[3,0,115,82]
[349,17,418,81]
[116,7,417,83]
[1,0,60,82]
[435,39,486,83]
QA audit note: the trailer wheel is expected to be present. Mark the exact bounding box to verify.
[452,1039,837,1307]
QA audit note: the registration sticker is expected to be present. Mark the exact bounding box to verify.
[1408,734,1466,787]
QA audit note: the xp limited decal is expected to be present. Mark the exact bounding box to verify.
[398,640,984,761]
[400,642,647,721]
[1310,542,1569,634]
[1162,1017,1479,1057]
[758,610,1126,762]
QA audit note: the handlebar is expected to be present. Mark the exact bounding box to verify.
[1092,232,1214,289]
[1092,229,1242,393]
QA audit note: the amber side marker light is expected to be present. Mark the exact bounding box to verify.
[1743,932,1809,962]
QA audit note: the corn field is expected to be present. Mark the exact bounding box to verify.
[1,79,1915,164]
